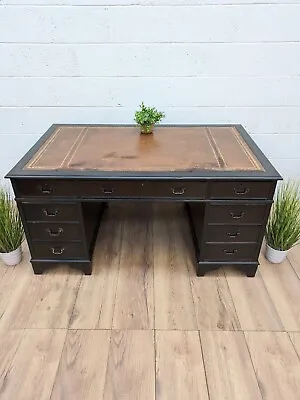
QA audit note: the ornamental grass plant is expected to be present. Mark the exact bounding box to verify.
[0,186,24,253]
[265,181,300,251]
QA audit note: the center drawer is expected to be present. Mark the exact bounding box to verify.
[14,179,206,199]
[144,181,206,199]
[27,222,81,241]
[206,203,271,224]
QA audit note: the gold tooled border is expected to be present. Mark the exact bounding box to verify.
[231,127,264,171]
[26,127,85,170]
[26,127,62,169]
[65,128,88,168]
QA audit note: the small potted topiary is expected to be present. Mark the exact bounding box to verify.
[0,186,24,266]
[134,102,165,134]
[265,180,300,263]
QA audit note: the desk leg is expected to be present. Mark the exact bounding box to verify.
[32,262,44,275]
[31,261,92,275]
[196,263,220,277]
[239,263,259,277]
[196,262,258,277]
[79,262,92,275]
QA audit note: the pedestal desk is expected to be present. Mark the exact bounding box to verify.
[6,124,282,276]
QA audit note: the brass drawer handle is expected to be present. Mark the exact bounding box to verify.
[102,188,114,195]
[172,188,185,195]
[230,212,244,220]
[223,249,238,255]
[42,208,59,217]
[51,247,65,255]
[227,231,241,238]
[234,188,250,195]
[39,185,52,194]
[46,228,64,237]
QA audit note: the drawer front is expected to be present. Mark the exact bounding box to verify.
[27,222,81,241]
[205,225,262,243]
[15,179,126,198]
[143,181,206,199]
[22,203,78,222]
[207,203,271,224]
[31,242,86,260]
[210,181,273,200]
[202,243,258,261]
[14,179,206,199]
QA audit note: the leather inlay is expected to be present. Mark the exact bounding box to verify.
[25,126,264,172]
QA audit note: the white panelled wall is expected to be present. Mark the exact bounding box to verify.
[1,1,300,180]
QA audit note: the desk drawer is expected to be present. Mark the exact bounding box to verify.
[30,242,86,260]
[205,225,262,243]
[144,181,206,199]
[206,203,271,224]
[209,181,273,200]
[22,202,78,222]
[27,222,81,241]
[15,179,130,198]
[14,179,206,199]
[202,243,257,261]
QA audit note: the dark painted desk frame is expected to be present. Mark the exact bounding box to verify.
[6,124,282,277]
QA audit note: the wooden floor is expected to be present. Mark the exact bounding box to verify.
[1,203,300,400]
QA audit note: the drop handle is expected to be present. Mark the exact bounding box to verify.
[227,231,240,238]
[223,249,238,255]
[172,188,186,195]
[42,208,59,217]
[51,247,64,255]
[230,212,245,220]
[102,188,114,194]
[46,228,64,237]
[39,185,52,194]
[234,188,250,195]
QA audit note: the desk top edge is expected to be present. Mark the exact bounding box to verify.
[6,124,282,181]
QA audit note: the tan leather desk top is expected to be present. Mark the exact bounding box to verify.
[25,125,264,172]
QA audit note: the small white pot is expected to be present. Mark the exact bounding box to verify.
[265,244,287,264]
[0,247,22,266]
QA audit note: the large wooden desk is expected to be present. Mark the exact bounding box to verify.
[6,124,281,276]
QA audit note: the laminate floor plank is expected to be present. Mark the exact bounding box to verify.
[103,330,155,400]
[26,272,82,329]
[287,244,300,279]
[0,245,33,328]
[70,207,123,329]
[113,204,154,330]
[259,255,300,331]
[0,265,34,329]
[0,329,66,400]
[245,332,300,400]
[225,269,284,331]
[0,329,24,395]
[51,330,111,400]
[153,205,197,330]
[288,332,300,359]
[201,331,262,400]
[0,264,8,281]
[191,269,240,331]
[156,330,209,400]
